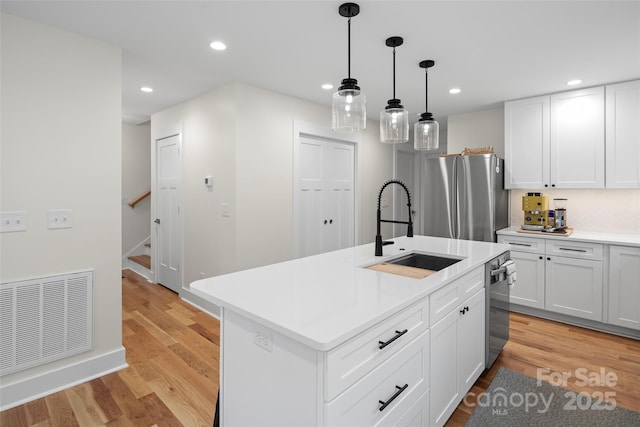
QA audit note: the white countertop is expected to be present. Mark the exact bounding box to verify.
[190,235,509,351]
[497,226,640,247]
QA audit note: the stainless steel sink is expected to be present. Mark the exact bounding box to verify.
[386,253,462,271]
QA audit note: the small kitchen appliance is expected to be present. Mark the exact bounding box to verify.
[521,192,550,230]
[553,198,568,229]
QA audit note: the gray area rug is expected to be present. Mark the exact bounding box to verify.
[465,367,640,426]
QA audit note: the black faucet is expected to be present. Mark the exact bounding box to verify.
[375,179,414,256]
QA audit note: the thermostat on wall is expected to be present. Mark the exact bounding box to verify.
[204,176,213,187]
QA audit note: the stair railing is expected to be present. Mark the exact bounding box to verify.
[128,189,151,208]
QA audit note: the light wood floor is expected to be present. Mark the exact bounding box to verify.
[2,270,638,426]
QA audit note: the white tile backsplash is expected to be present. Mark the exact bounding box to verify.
[509,189,640,235]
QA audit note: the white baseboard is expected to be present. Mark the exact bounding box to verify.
[181,288,220,319]
[0,347,128,411]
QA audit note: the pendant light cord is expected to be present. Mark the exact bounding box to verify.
[392,47,397,99]
[347,17,351,79]
[424,67,428,112]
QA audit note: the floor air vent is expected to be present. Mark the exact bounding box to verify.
[1,270,93,376]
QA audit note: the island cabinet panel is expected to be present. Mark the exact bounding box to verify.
[430,266,483,325]
[324,297,430,401]
[430,288,485,427]
[324,330,430,427]
[221,309,319,427]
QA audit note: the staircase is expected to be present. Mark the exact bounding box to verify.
[125,241,152,281]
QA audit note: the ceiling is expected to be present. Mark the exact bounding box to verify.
[2,1,639,128]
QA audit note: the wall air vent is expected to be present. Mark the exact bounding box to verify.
[0,270,93,376]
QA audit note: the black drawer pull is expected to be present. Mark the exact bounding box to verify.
[378,329,408,349]
[379,384,408,411]
[558,247,587,253]
[510,242,532,247]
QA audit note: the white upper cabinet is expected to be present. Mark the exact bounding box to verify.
[505,86,606,189]
[606,80,640,188]
[550,87,605,188]
[504,96,550,189]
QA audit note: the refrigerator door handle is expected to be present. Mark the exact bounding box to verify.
[453,156,461,239]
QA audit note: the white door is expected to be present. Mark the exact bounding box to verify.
[394,150,416,237]
[155,135,181,293]
[296,136,355,258]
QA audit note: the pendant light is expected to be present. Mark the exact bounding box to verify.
[332,3,366,133]
[414,60,439,151]
[380,36,409,144]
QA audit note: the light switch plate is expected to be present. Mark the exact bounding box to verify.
[48,209,73,229]
[1,211,27,232]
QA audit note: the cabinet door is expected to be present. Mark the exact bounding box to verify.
[504,96,550,189]
[545,256,603,321]
[550,87,605,188]
[458,289,485,392]
[509,251,546,309]
[606,80,640,188]
[608,246,640,330]
[429,307,459,427]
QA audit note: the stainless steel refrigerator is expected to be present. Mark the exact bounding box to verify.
[421,154,508,242]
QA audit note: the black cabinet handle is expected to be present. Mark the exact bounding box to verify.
[324,220,328,224]
[378,329,408,349]
[378,384,408,411]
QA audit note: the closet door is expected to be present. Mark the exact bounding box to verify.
[297,137,355,258]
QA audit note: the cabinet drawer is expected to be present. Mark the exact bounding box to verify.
[430,267,483,326]
[325,331,429,427]
[546,240,603,260]
[325,297,429,401]
[498,235,544,254]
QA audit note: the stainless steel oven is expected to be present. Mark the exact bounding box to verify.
[485,251,511,369]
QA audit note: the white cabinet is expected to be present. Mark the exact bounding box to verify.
[505,87,605,189]
[497,235,545,308]
[430,271,485,427]
[608,245,640,330]
[544,240,604,322]
[606,80,640,188]
[499,235,604,321]
[504,96,550,189]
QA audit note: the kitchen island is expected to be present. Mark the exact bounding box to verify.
[191,235,509,427]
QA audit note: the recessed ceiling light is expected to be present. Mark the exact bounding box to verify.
[210,41,227,51]
[449,88,461,94]
[322,83,334,90]
[140,87,153,93]
[567,79,582,86]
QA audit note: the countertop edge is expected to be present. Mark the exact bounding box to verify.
[497,226,640,247]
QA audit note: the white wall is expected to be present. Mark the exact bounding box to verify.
[0,13,125,408]
[122,123,151,255]
[152,83,393,289]
[446,107,505,157]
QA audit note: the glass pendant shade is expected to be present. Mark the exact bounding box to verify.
[414,59,439,151]
[380,104,409,144]
[333,79,366,132]
[414,114,439,151]
[380,36,408,144]
[332,3,365,133]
